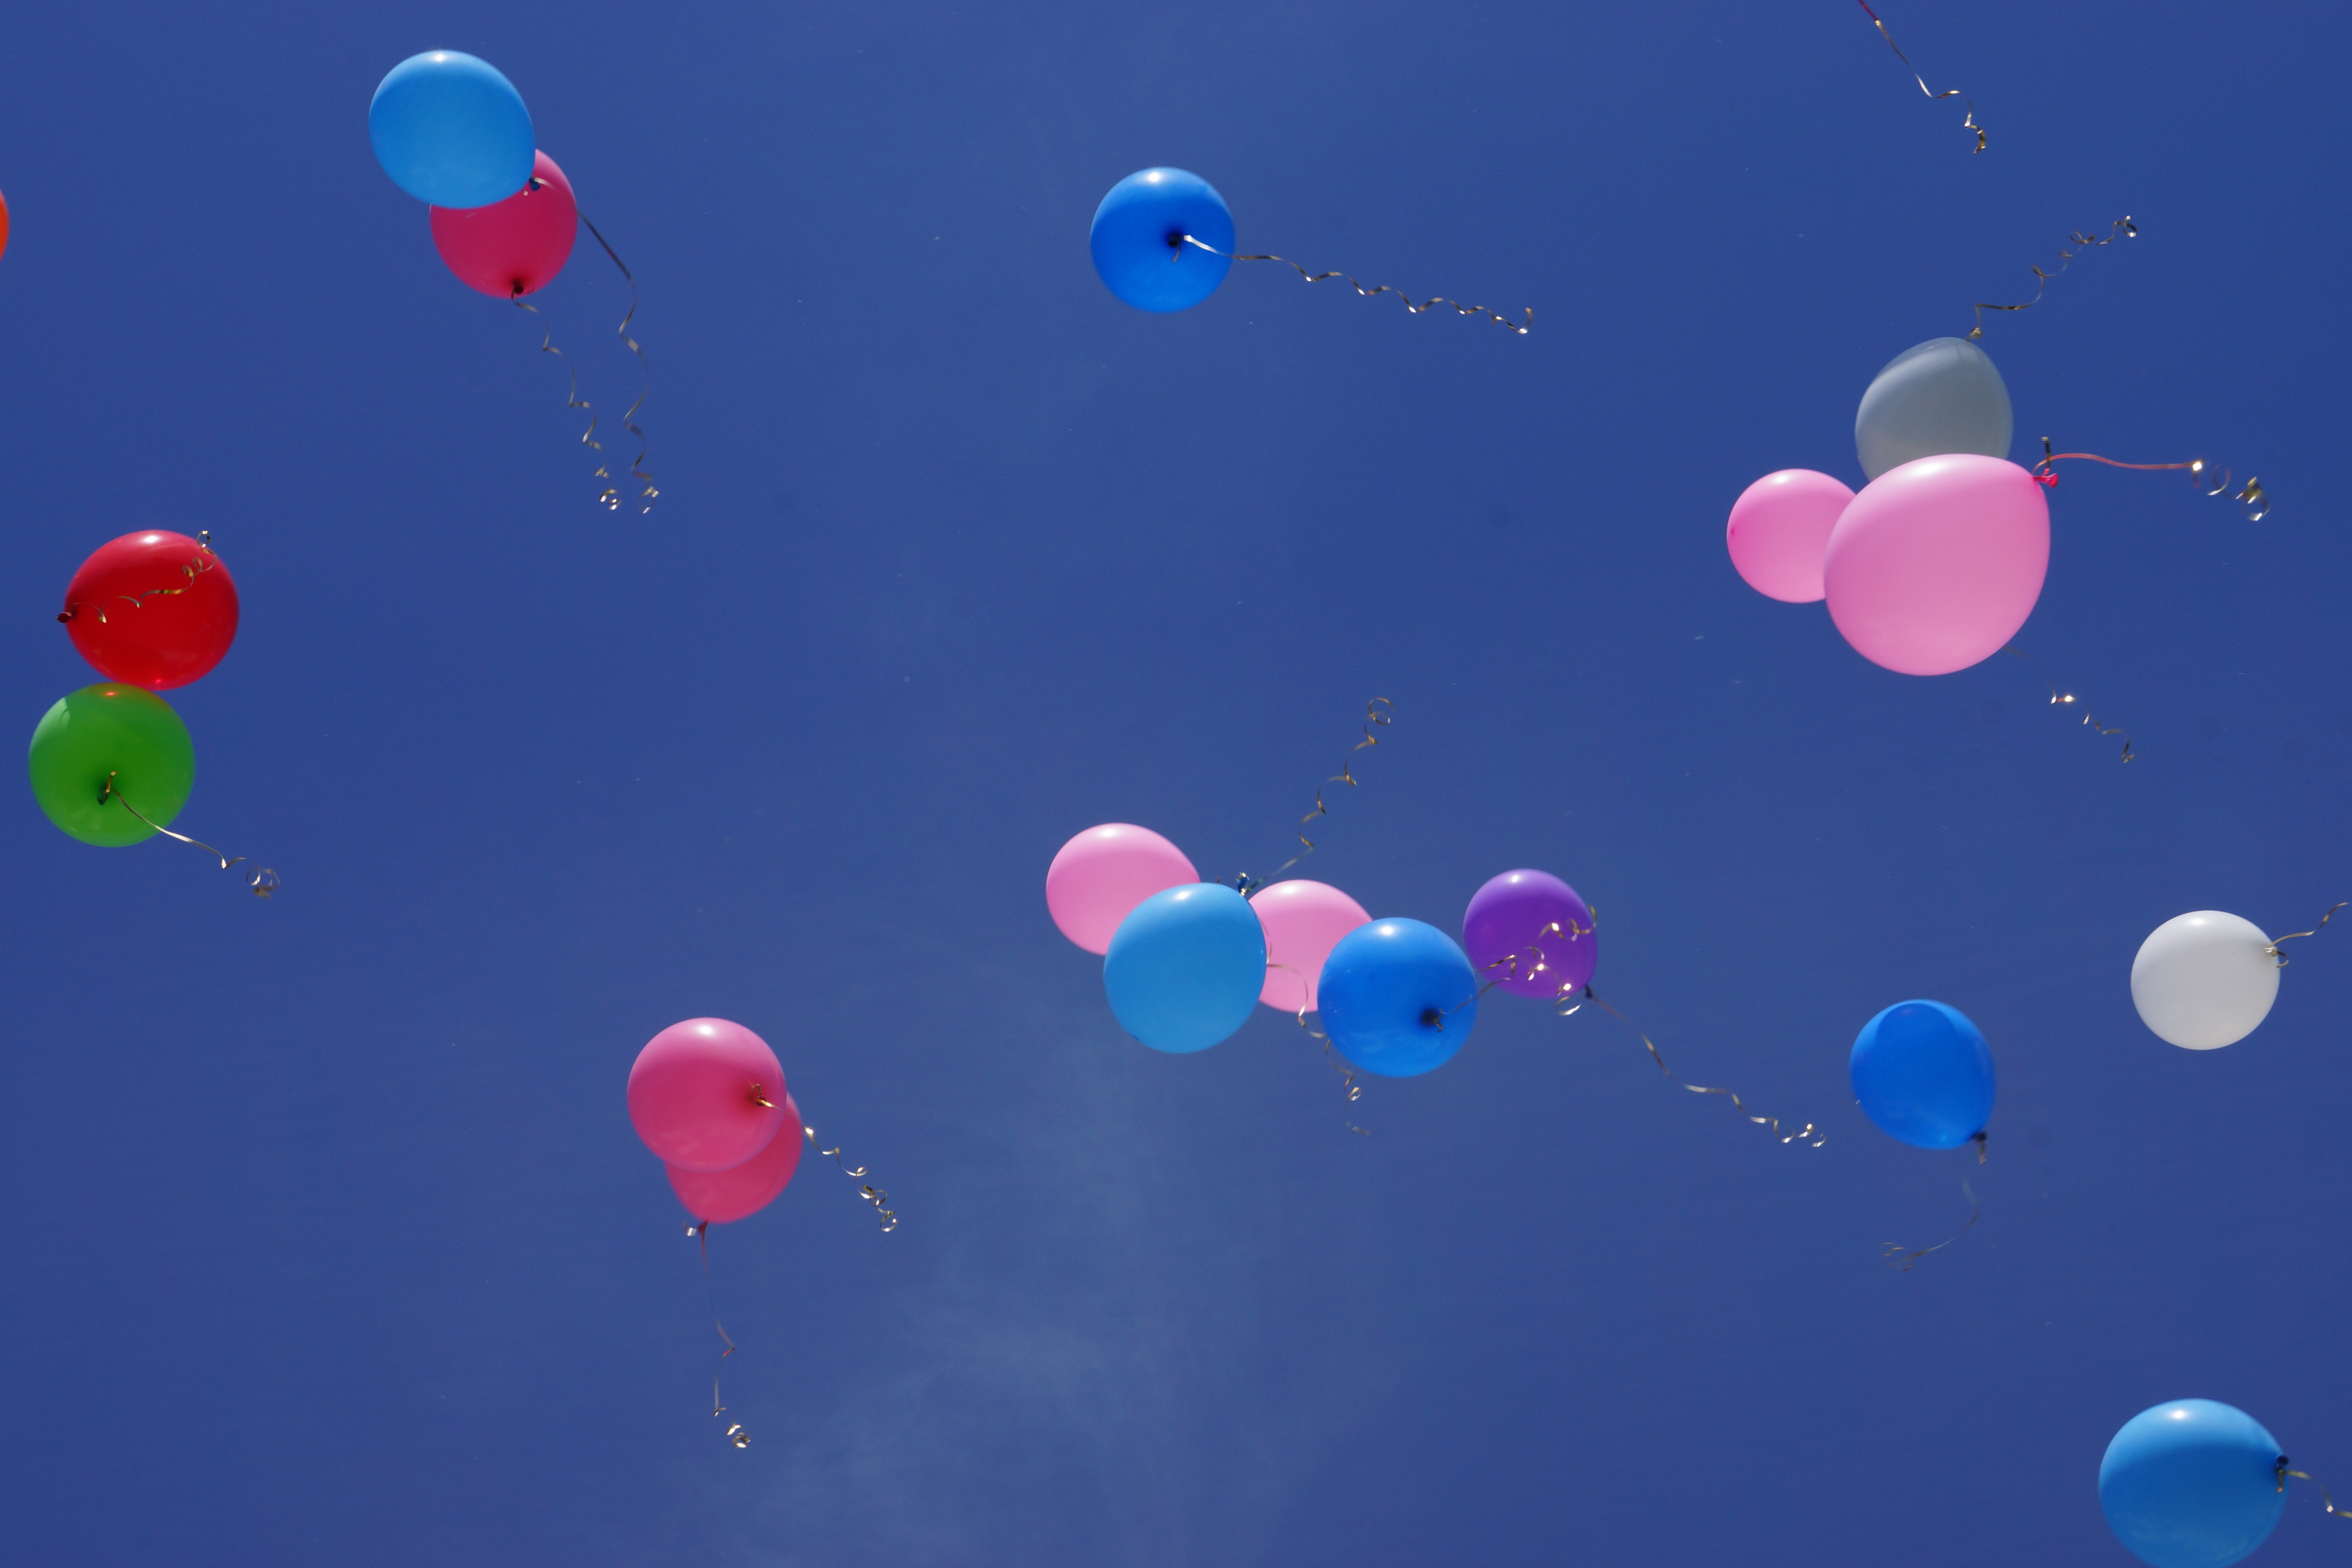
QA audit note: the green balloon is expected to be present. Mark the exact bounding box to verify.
[28,684,195,847]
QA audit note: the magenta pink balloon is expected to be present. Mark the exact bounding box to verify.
[429,150,578,298]
[1726,469,1855,603]
[1823,454,2049,676]
[1251,879,1370,1012]
[627,1018,789,1173]
[1045,823,1200,955]
[667,1093,803,1224]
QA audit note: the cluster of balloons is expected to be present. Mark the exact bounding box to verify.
[2100,1398,2317,1568]
[1727,338,2051,676]
[368,52,579,299]
[31,532,243,858]
[626,1018,805,1227]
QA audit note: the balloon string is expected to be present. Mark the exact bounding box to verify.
[2276,1459,2352,1519]
[100,771,277,896]
[2033,437,2268,521]
[1232,699,1396,895]
[576,211,658,514]
[512,291,621,510]
[1174,236,1530,334]
[1853,0,1984,152]
[2267,903,2347,966]
[1571,985,1826,1147]
[1269,962,1371,1134]
[683,1221,750,1448]
[2000,646,2134,762]
[803,1124,898,1231]
[57,542,220,628]
[1882,1172,1981,1272]
[1968,218,2136,340]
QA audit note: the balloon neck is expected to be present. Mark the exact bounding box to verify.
[1229,872,1265,897]
[748,1088,776,1109]
[54,608,73,623]
[2032,471,2058,489]
[1967,1130,1988,1162]
[1419,1008,1444,1031]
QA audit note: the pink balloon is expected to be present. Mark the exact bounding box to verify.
[627,1018,789,1173]
[1045,823,1199,955]
[1251,880,1370,1012]
[1726,469,1855,603]
[1823,454,2049,676]
[429,149,578,298]
[667,1093,804,1224]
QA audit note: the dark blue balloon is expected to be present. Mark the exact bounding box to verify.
[1317,918,1478,1077]
[2100,1400,2285,1568]
[1849,999,1995,1149]
[369,51,535,209]
[1089,168,1234,313]
[1103,884,1265,1053]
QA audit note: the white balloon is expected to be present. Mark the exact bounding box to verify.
[1854,338,2015,481]
[2129,911,2280,1050]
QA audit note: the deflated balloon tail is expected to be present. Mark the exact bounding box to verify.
[2034,437,2269,521]
[804,1125,898,1231]
[2000,646,2133,762]
[685,1221,750,1448]
[577,212,657,514]
[101,772,278,896]
[2275,1460,2352,1519]
[1575,986,1826,1148]
[512,291,621,510]
[2266,902,2348,966]
[1261,699,1396,884]
[1176,237,1529,334]
[1882,1178,1980,1272]
[1967,218,2136,339]
[1853,0,1985,152]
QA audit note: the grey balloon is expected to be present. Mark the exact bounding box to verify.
[1853,337,2014,481]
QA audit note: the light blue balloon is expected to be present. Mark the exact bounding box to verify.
[1318,918,1478,1078]
[1854,337,2014,481]
[1849,998,1995,1149]
[1089,168,1234,313]
[2100,1400,2286,1568]
[1103,884,1265,1053]
[368,51,535,209]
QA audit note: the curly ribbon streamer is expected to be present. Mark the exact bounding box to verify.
[577,211,657,514]
[1855,1,1984,152]
[2034,436,2267,522]
[1269,961,1371,1135]
[1969,218,2136,340]
[512,292,620,509]
[804,1124,899,1231]
[2000,646,2133,762]
[2276,1459,2352,1521]
[101,771,276,896]
[57,540,220,628]
[1572,984,1826,1147]
[1882,1172,1981,1272]
[1232,699,1397,896]
[2267,902,2347,966]
[1174,236,1530,334]
[682,1221,750,1449]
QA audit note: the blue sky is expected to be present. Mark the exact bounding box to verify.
[0,2,2344,1563]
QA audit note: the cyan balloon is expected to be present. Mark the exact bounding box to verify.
[1089,168,1234,313]
[1103,883,1265,1053]
[368,51,535,209]
[1849,999,1994,1149]
[1317,918,1478,1078]
[1854,337,2014,481]
[2100,1400,2285,1568]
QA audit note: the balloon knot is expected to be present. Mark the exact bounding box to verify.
[1419,1007,1444,1030]
[2033,471,2059,488]
[54,610,71,623]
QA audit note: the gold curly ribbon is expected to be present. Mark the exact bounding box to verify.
[1969,218,2136,339]
[2000,646,2133,762]
[1232,699,1396,895]
[101,771,276,896]
[2034,436,2267,522]
[56,540,220,628]
[681,1220,750,1449]
[1267,961,1371,1135]
[2267,902,2347,966]
[1174,237,1530,334]
[2276,1459,2352,1521]
[1883,1173,1981,1272]
[804,1124,898,1231]
[511,291,619,508]
[1570,985,1826,1147]
[1855,1,1984,152]
[577,211,657,514]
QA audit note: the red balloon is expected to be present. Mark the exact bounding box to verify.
[58,530,240,690]
[667,1093,804,1224]
[429,149,578,298]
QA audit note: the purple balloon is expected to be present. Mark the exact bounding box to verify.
[1462,870,1597,999]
